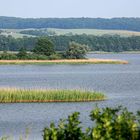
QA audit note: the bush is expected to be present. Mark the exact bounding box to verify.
[24,53,49,60]
[90,106,140,140]
[0,51,63,60]
[64,41,89,59]
[0,51,17,60]
[17,47,27,59]
[48,54,62,60]
[24,52,62,60]
[43,106,140,140]
[43,112,83,140]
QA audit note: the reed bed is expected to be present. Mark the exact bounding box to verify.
[0,59,128,65]
[0,88,106,103]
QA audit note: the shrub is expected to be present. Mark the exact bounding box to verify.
[43,112,83,140]
[90,106,140,140]
[17,47,27,59]
[48,54,62,60]
[27,53,49,60]
[64,41,89,59]
[0,51,17,60]
[43,106,140,140]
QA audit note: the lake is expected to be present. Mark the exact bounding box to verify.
[0,53,140,139]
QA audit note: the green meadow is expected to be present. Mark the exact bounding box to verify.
[47,28,140,37]
[1,28,140,38]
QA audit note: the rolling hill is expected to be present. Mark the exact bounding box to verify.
[47,28,140,37]
[1,28,140,38]
[0,17,140,31]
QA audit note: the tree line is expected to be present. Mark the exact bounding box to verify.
[0,35,140,52]
[0,38,89,60]
[1,17,140,31]
[50,35,140,52]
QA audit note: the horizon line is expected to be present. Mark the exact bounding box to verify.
[0,16,140,19]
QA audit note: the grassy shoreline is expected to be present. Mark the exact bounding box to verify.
[89,51,140,54]
[0,88,106,103]
[0,59,128,65]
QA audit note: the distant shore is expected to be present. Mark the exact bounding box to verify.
[0,59,128,65]
[89,51,140,54]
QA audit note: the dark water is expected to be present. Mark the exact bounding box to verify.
[0,54,140,139]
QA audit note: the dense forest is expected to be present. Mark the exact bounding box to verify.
[50,35,140,52]
[0,35,140,52]
[1,17,140,31]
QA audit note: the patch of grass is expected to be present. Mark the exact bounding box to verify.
[0,88,106,103]
[0,59,128,65]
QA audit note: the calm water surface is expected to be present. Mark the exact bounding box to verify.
[0,54,140,139]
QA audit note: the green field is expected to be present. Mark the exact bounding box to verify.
[47,28,140,36]
[1,28,140,38]
[0,29,35,38]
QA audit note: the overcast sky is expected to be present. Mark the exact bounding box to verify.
[0,0,140,18]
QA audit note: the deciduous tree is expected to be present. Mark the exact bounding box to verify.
[33,38,55,56]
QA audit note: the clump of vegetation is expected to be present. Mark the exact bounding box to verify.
[33,37,55,56]
[17,47,28,59]
[43,106,140,140]
[0,88,105,103]
[0,59,128,65]
[0,51,17,60]
[0,37,91,60]
[64,41,89,59]
[0,37,61,60]
[0,37,129,64]
[0,128,30,140]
